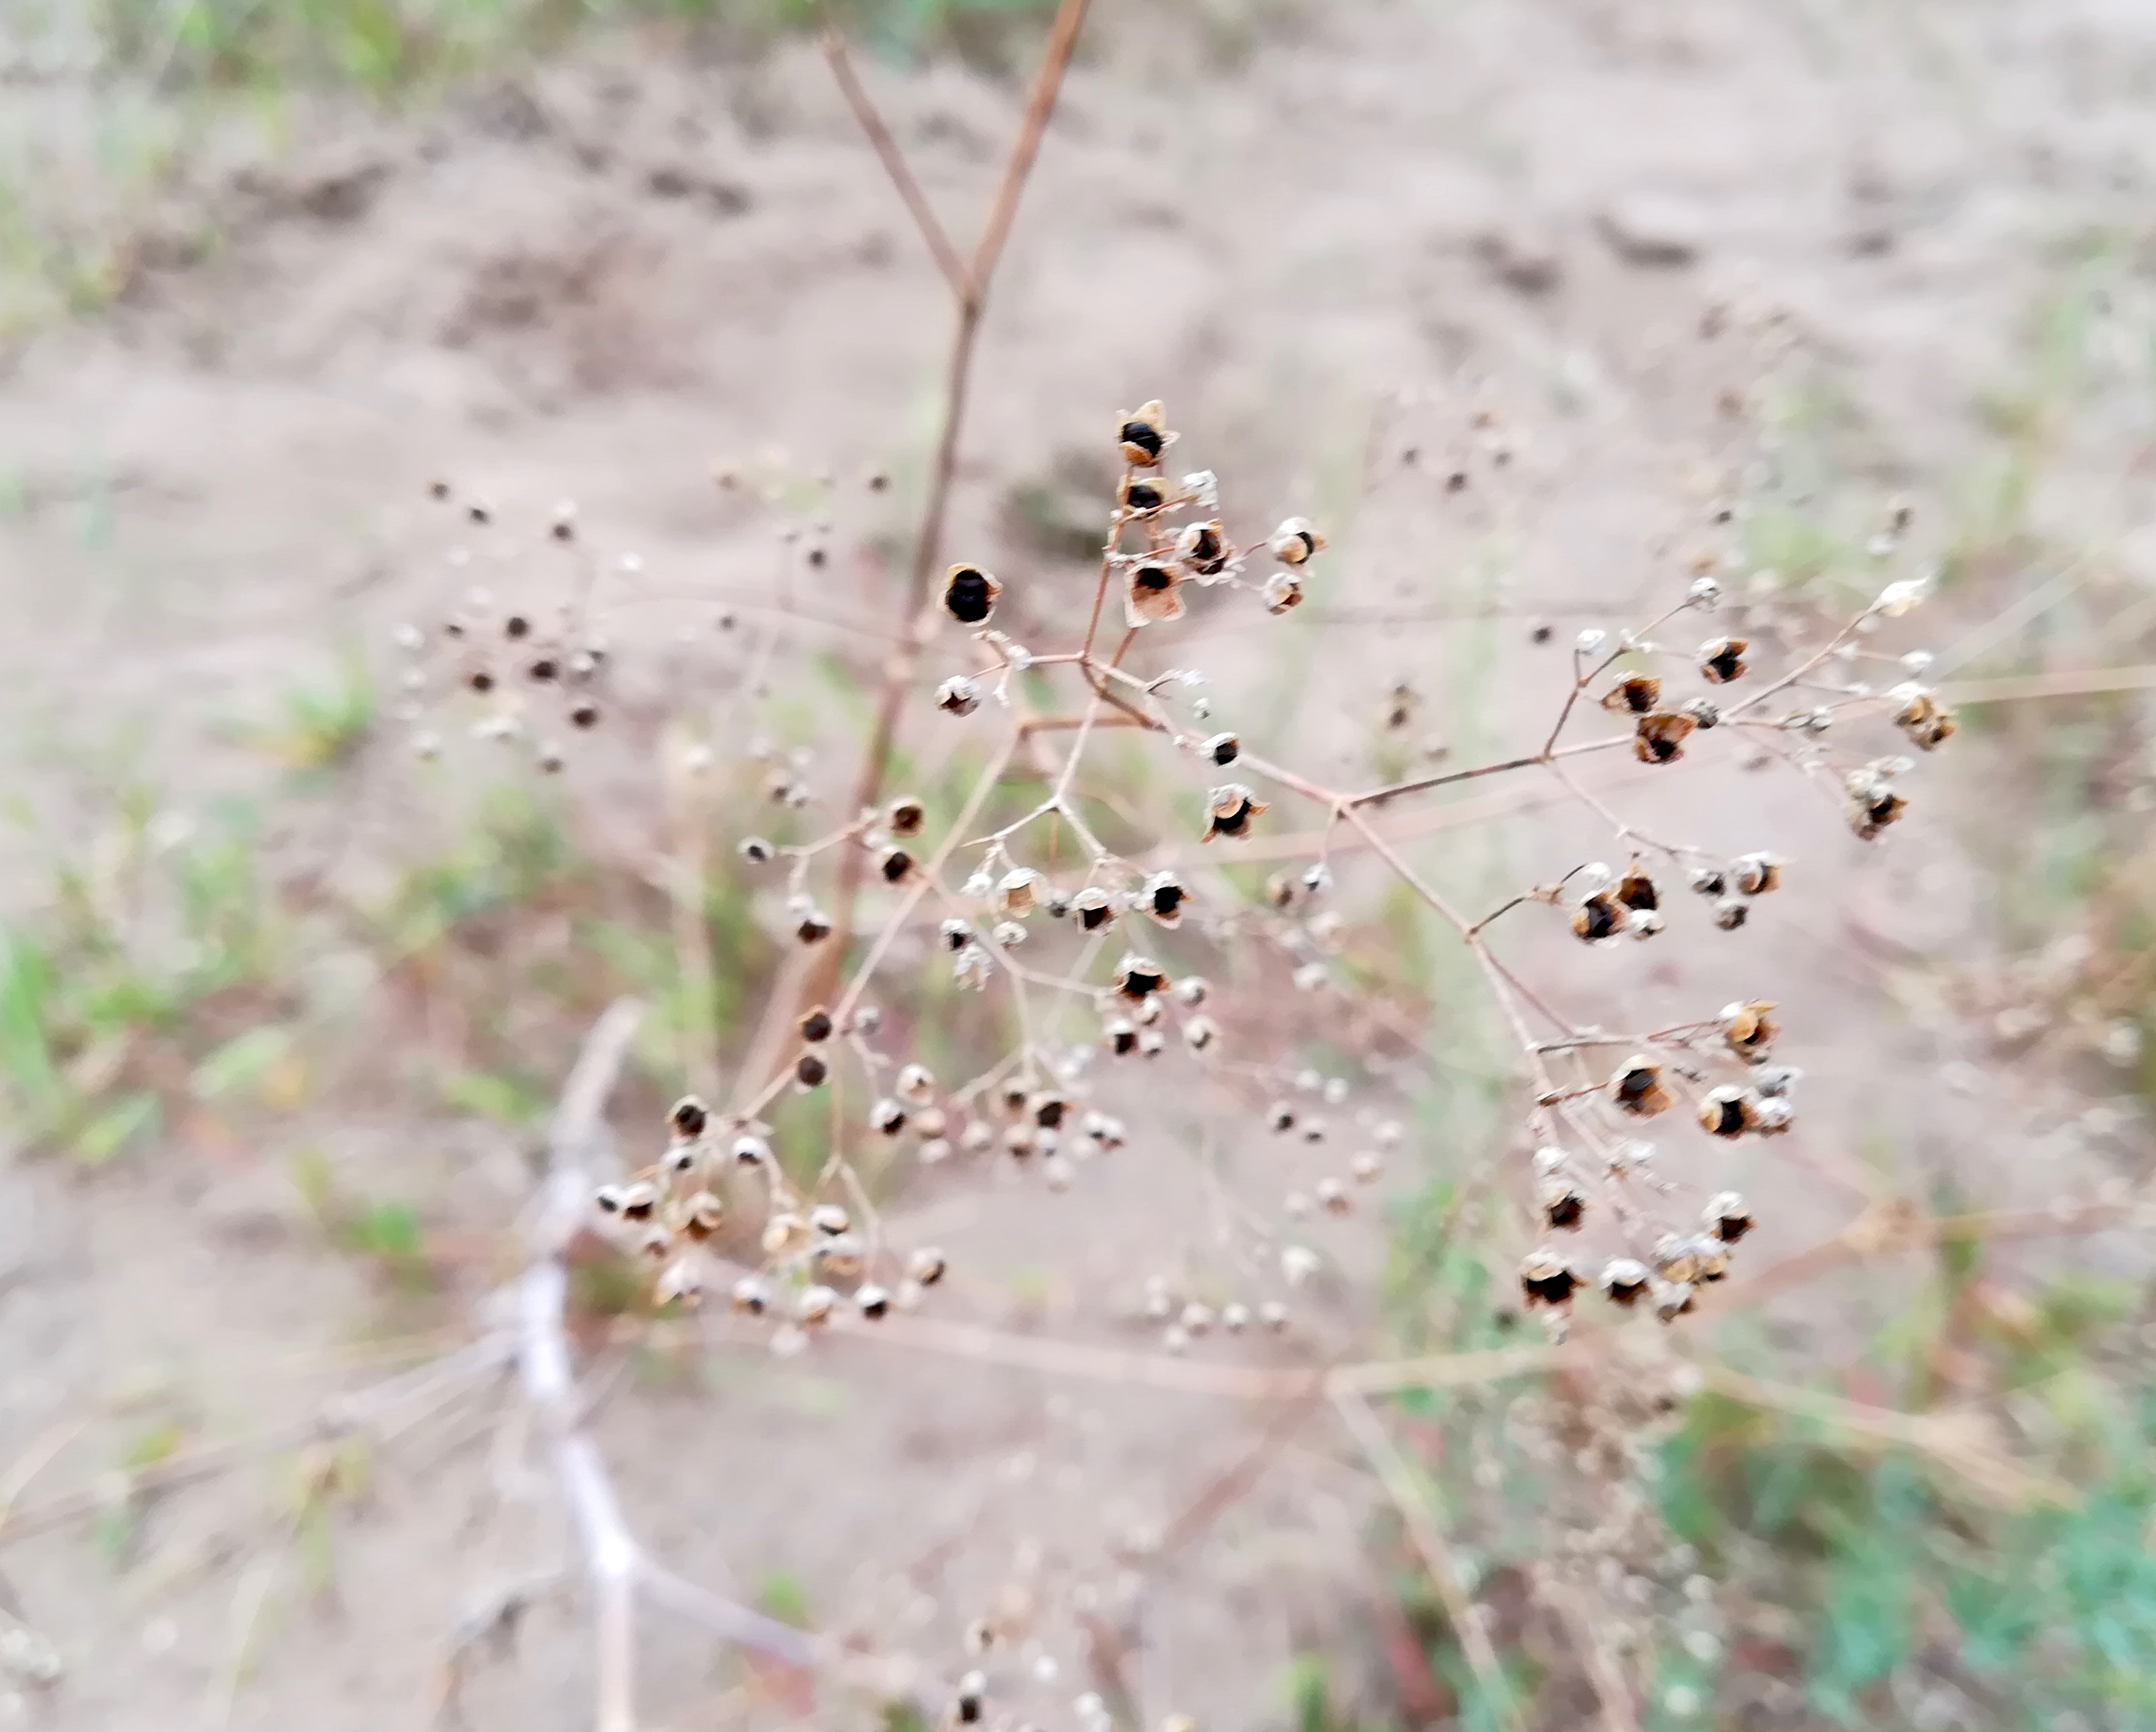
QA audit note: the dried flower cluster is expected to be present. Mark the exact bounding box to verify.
[392,396,1955,1366]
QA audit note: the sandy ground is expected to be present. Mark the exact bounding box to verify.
[2,1,2154,1728]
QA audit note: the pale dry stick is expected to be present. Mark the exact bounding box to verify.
[816,22,971,301]
[1693,1364,2071,1508]
[204,1548,285,1732]
[0,1334,514,1548]
[821,0,1093,981]
[519,1001,817,1732]
[1331,1389,1528,1732]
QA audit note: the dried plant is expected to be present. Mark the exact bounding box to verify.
[9,8,2146,1732]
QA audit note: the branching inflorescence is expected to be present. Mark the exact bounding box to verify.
[391,385,1956,1357]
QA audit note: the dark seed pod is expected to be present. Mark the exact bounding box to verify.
[795,1052,830,1090]
[1721,999,1778,1059]
[1520,1248,1580,1307]
[529,657,560,682]
[1697,1086,1759,1138]
[1073,886,1116,931]
[1203,731,1240,766]
[1894,687,1957,751]
[879,847,914,884]
[1610,1056,1672,1118]
[1602,672,1663,715]
[1537,1176,1588,1231]
[1104,1018,1138,1055]
[888,798,926,836]
[505,615,531,640]
[1572,888,1629,942]
[670,1095,710,1139]
[1119,474,1169,516]
[796,910,833,945]
[1698,635,1749,684]
[1176,520,1230,576]
[800,1006,834,1043]
[1681,695,1721,728]
[1143,871,1188,926]
[1634,710,1698,764]
[1203,783,1266,843]
[1599,1257,1651,1307]
[1705,1190,1755,1244]
[1114,954,1168,1000]
[1116,400,1169,467]
[907,1246,947,1286]
[1689,865,1728,897]
[942,565,1003,626]
[682,1191,725,1240]
[469,669,496,694]
[1713,897,1749,930]
[1615,866,1659,911]
[570,702,601,729]
[856,1284,891,1320]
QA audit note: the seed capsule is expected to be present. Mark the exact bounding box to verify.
[1651,1233,1702,1285]
[1176,520,1231,577]
[1599,1257,1651,1306]
[1203,783,1266,842]
[1894,684,1956,751]
[796,1285,838,1327]
[937,675,982,717]
[1572,888,1629,943]
[943,565,1003,626]
[1072,886,1117,931]
[730,1133,770,1167]
[796,909,834,945]
[799,1006,834,1043]
[730,1274,772,1315]
[1845,769,1908,840]
[1634,710,1698,764]
[1732,853,1781,895]
[879,847,915,884]
[1520,1248,1580,1308]
[1268,517,1326,565]
[1720,999,1778,1059]
[1713,897,1749,930]
[907,1246,948,1286]
[870,1098,907,1136]
[1689,865,1728,897]
[1114,954,1169,999]
[1142,870,1189,926]
[1537,1176,1588,1231]
[1202,731,1240,766]
[1119,473,1170,517]
[1260,571,1304,614]
[1603,673,1663,715]
[1610,1056,1673,1118]
[1614,866,1658,911]
[682,1191,725,1239]
[1124,557,1187,627]
[670,1095,710,1139]
[794,1051,830,1090]
[856,1283,892,1319]
[1698,635,1749,684]
[1704,1190,1755,1244]
[896,1062,937,1104]
[1117,400,1170,467]
[1697,1085,1760,1138]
